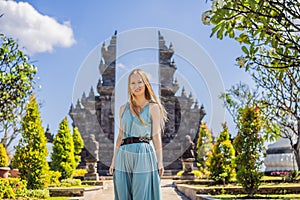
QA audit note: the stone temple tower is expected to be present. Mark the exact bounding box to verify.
[69,32,117,173]
[158,32,206,170]
[69,31,206,175]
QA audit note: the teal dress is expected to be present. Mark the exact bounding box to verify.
[113,101,161,200]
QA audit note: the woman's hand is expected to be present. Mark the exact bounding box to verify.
[158,167,164,177]
[109,166,114,175]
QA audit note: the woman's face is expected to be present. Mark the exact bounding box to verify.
[130,73,145,97]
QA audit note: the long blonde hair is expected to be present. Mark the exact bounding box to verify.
[128,69,168,130]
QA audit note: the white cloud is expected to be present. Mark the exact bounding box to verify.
[116,63,126,69]
[0,0,76,55]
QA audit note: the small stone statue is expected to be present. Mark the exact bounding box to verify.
[84,134,100,181]
[85,134,99,161]
[181,135,196,178]
[181,135,195,161]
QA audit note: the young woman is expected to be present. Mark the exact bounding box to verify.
[109,69,167,200]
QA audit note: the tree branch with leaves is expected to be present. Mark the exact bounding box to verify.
[0,33,37,148]
[203,0,300,70]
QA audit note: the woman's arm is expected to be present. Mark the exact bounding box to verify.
[109,105,125,175]
[150,103,164,177]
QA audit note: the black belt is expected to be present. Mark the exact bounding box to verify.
[121,137,150,146]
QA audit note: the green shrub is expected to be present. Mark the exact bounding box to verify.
[72,168,87,178]
[0,178,28,199]
[0,178,15,199]
[48,170,62,186]
[51,117,77,180]
[73,127,84,164]
[60,178,82,187]
[196,122,213,175]
[209,122,236,184]
[12,95,50,189]
[0,143,9,167]
[234,106,264,196]
[26,189,50,199]
[176,170,202,178]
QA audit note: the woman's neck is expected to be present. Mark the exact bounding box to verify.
[134,96,148,107]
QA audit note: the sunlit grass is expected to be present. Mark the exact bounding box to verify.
[213,194,300,199]
[47,197,68,200]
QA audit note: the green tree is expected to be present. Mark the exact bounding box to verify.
[221,79,300,169]
[72,127,84,164]
[196,122,213,175]
[209,122,235,184]
[0,143,9,167]
[12,94,50,189]
[0,34,37,148]
[234,106,264,196]
[251,66,300,169]
[206,0,300,170]
[203,0,300,70]
[51,117,76,179]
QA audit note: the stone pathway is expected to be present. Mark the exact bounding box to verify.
[86,179,191,200]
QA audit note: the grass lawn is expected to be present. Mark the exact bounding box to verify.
[47,197,68,200]
[191,182,300,188]
[179,176,300,199]
[213,194,300,199]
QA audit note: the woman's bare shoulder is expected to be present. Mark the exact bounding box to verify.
[119,103,127,116]
[149,102,159,114]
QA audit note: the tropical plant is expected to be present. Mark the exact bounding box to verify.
[203,0,300,70]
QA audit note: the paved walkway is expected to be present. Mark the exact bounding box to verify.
[87,179,191,200]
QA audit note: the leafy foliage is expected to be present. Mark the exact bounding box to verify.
[203,0,300,70]
[209,122,235,184]
[196,122,213,175]
[0,143,9,167]
[72,127,84,164]
[0,178,28,199]
[0,34,37,148]
[72,168,87,178]
[51,117,77,180]
[12,94,50,189]
[220,82,281,142]
[234,106,264,196]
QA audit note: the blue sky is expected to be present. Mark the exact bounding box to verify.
[0,0,254,138]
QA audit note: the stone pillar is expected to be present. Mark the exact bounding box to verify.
[181,158,195,180]
[84,159,99,181]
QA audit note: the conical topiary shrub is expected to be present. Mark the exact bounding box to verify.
[0,143,9,167]
[0,143,10,178]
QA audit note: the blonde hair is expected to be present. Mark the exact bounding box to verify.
[128,69,168,130]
